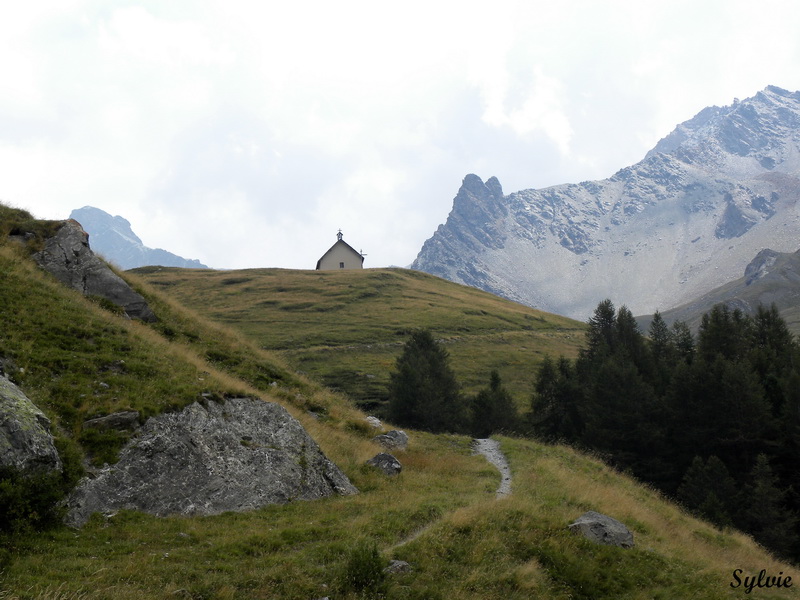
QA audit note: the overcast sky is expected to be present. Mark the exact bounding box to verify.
[3,1,800,269]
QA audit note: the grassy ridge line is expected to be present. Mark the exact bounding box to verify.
[131,266,586,405]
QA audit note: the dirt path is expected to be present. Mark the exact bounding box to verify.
[387,438,511,552]
[472,438,512,497]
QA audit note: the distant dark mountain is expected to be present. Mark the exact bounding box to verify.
[412,86,800,320]
[69,206,208,270]
[636,247,800,335]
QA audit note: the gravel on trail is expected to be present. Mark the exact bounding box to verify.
[472,438,512,497]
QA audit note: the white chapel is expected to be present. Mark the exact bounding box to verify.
[315,231,365,270]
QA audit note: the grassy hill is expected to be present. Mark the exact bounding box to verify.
[1,211,797,598]
[130,266,585,411]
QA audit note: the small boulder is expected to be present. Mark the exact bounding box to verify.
[365,416,383,429]
[372,430,408,451]
[568,511,634,549]
[384,559,413,574]
[83,411,140,432]
[366,453,402,476]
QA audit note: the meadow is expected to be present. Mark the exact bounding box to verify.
[0,216,796,598]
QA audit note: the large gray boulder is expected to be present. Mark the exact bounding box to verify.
[0,376,62,473]
[33,220,156,322]
[568,511,635,548]
[66,397,357,526]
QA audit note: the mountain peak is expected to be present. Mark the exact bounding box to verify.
[413,86,800,319]
[69,206,209,270]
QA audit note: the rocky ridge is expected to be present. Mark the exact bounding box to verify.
[412,86,800,319]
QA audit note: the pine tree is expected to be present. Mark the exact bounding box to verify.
[671,320,695,364]
[677,455,738,528]
[582,299,617,363]
[648,311,673,361]
[530,356,584,442]
[471,371,518,437]
[742,454,798,558]
[387,330,465,433]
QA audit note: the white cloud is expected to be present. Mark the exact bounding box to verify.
[3,0,800,269]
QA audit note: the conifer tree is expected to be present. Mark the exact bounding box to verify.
[387,329,464,433]
[742,454,798,558]
[648,311,673,361]
[530,356,584,441]
[470,370,518,437]
[677,455,738,528]
[671,320,695,364]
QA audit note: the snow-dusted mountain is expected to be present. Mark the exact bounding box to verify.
[70,206,209,270]
[412,86,800,320]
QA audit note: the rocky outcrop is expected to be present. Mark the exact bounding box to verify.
[744,249,781,285]
[413,87,800,320]
[66,397,357,526]
[69,206,209,270]
[32,220,157,321]
[0,376,62,473]
[568,511,634,548]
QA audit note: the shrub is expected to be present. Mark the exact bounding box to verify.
[0,467,66,536]
[337,540,388,598]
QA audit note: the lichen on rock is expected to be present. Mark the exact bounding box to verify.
[66,396,357,526]
[0,375,62,473]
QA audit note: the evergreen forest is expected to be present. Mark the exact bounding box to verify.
[530,301,800,561]
[386,302,800,561]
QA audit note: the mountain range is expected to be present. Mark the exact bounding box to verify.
[412,86,800,320]
[69,206,209,270]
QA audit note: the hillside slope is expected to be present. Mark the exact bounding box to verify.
[1,207,796,598]
[412,86,800,320]
[131,266,585,409]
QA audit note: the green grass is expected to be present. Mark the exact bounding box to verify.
[1,213,797,598]
[3,435,796,599]
[130,266,585,408]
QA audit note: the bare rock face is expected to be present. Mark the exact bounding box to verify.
[568,511,634,549]
[32,220,157,322]
[66,397,357,526]
[0,375,62,473]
